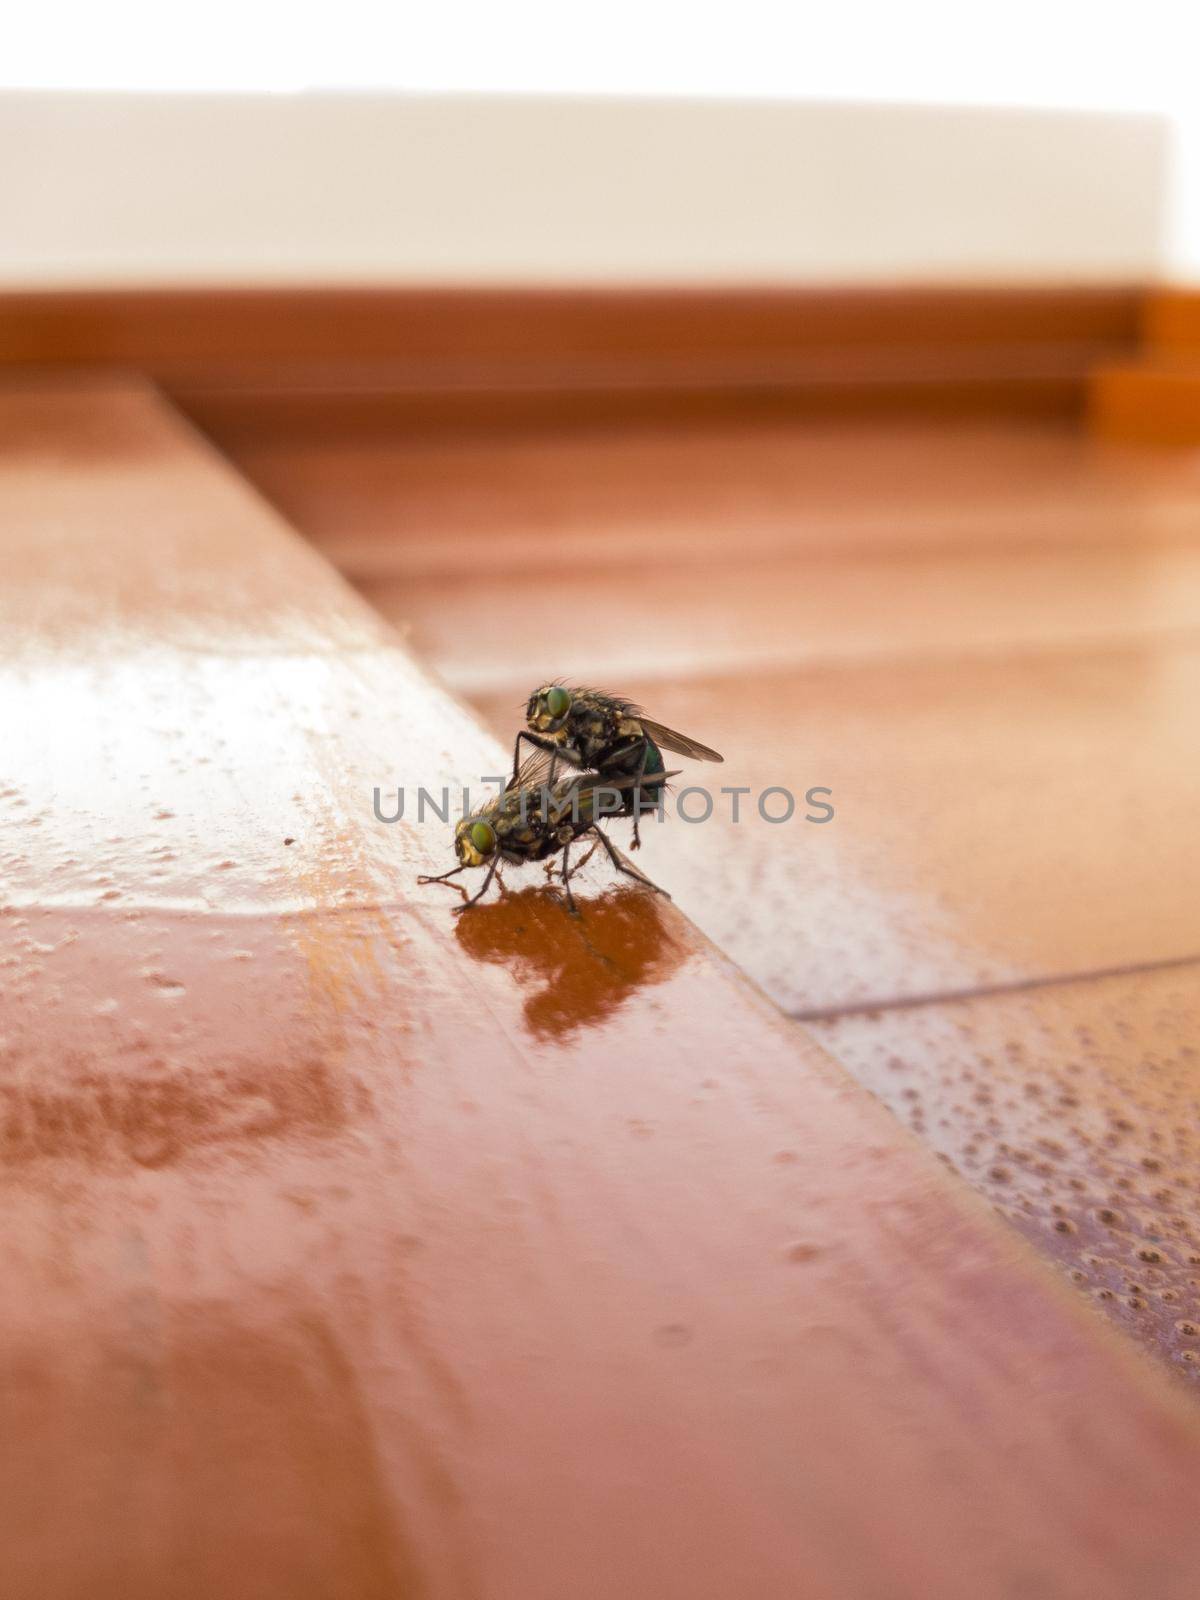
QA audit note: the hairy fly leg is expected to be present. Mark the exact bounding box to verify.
[417,863,469,902]
[453,855,502,913]
[593,826,669,898]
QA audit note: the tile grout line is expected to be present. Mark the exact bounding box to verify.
[790,950,1200,1023]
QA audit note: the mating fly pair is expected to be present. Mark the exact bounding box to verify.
[419,685,723,913]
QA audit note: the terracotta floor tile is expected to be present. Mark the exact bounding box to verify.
[241,416,1200,1018]
[238,413,1200,1013]
[368,543,1200,696]
[467,641,1200,1014]
[242,406,1200,1403]
[235,418,1200,583]
[811,962,1200,1385]
[16,383,1200,1597]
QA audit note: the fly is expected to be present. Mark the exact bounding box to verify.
[511,685,723,848]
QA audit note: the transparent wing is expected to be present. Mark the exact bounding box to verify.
[512,750,559,790]
[552,768,681,825]
[475,752,559,820]
[640,719,724,763]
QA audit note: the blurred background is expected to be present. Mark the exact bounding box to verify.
[0,1,1190,285]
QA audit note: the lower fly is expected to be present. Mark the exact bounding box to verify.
[418,755,674,915]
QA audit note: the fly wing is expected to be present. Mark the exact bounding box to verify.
[547,767,607,825]
[475,752,558,819]
[640,719,724,763]
[512,750,559,790]
[553,768,681,825]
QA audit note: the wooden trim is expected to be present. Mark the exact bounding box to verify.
[1086,290,1200,443]
[1146,287,1200,351]
[0,285,1146,433]
[1089,360,1200,444]
[0,285,1145,369]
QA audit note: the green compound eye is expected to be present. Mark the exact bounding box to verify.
[469,821,496,855]
[544,686,571,719]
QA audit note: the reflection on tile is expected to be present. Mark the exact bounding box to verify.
[454,884,685,1040]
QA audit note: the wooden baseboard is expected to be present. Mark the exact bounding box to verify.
[0,285,1145,438]
[1145,288,1200,351]
[1087,289,1200,444]
[1090,360,1200,444]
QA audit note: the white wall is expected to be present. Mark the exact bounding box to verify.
[0,92,1167,287]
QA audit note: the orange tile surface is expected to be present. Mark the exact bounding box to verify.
[246,409,1200,1393]
[465,645,1200,1014]
[9,382,1200,1597]
[237,418,1200,581]
[277,420,1200,1014]
[811,963,1200,1385]
[371,542,1200,690]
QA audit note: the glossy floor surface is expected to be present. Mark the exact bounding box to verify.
[235,416,1200,1390]
[8,383,1200,1596]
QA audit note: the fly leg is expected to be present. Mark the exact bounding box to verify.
[453,856,501,912]
[510,730,570,789]
[417,863,469,902]
[594,826,670,899]
[558,839,578,916]
[509,731,539,790]
[569,836,601,875]
[602,738,654,851]
[509,734,522,790]
[549,834,598,887]
[510,730,552,788]
[630,741,651,851]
